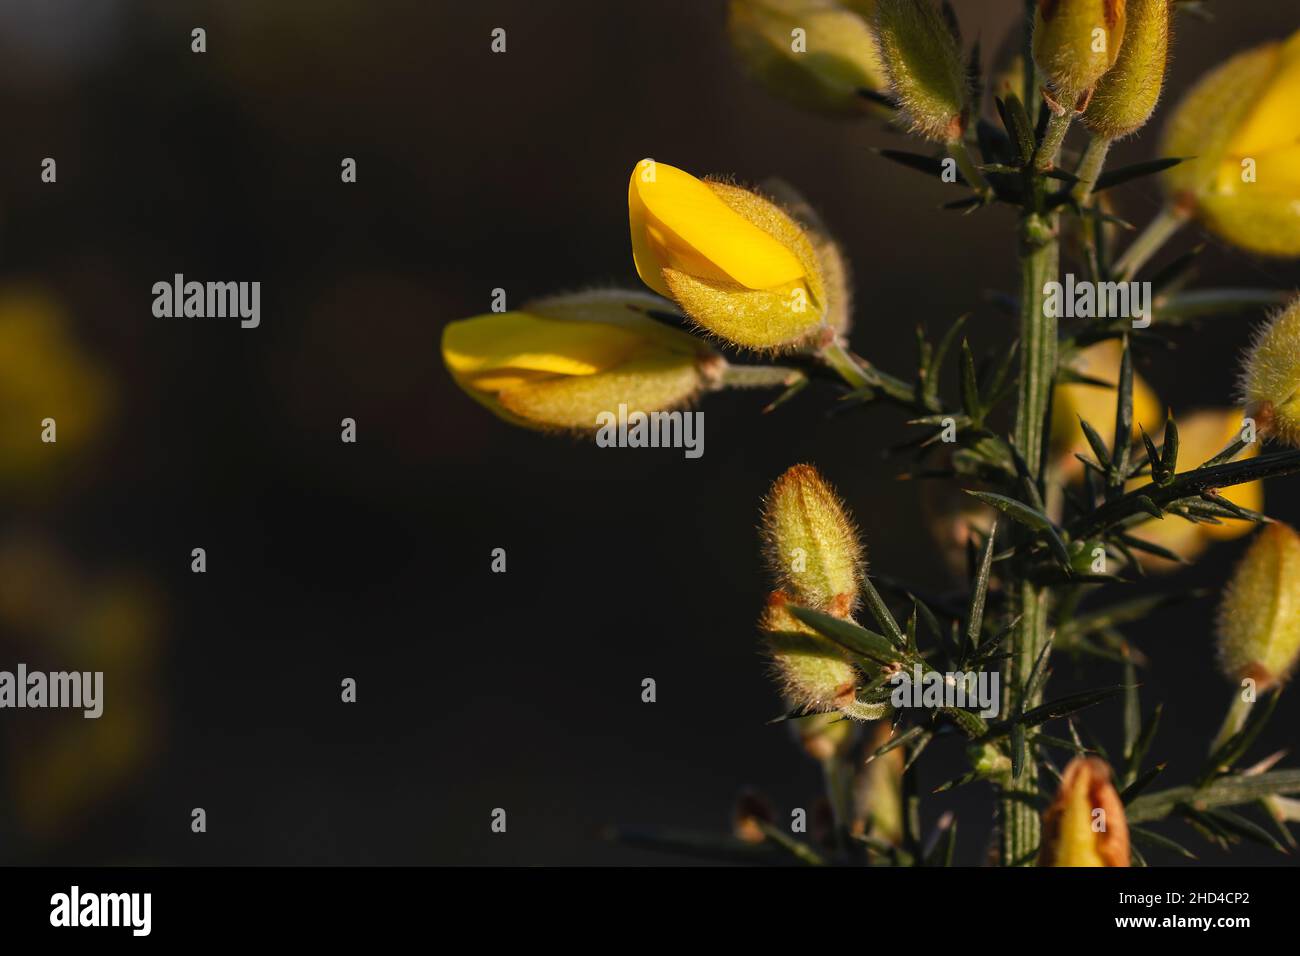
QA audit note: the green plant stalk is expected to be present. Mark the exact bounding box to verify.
[1070,135,1112,206]
[1034,110,1074,173]
[719,364,802,389]
[1113,201,1190,281]
[1209,690,1255,757]
[1000,206,1059,867]
[947,138,991,198]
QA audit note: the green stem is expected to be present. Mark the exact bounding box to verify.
[819,339,925,409]
[1209,690,1255,757]
[1070,135,1112,206]
[947,138,991,198]
[1000,195,1060,867]
[1113,202,1190,282]
[1034,109,1074,173]
[719,364,802,389]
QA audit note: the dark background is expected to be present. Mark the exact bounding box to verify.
[0,0,1297,865]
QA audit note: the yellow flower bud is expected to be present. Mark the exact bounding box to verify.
[1033,0,1128,109]
[762,591,885,720]
[761,463,865,615]
[1161,30,1300,257]
[0,288,114,489]
[872,0,970,142]
[727,0,890,116]
[441,290,720,431]
[1240,296,1300,446]
[1051,339,1162,474]
[1082,0,1170,140]
[1216,523,1300,692]
[628,160,844,351]
[1039,756,1130,866]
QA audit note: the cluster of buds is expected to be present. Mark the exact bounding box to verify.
[759,464,886,720]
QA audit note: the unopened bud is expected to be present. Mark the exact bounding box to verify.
[872,0,970,142]
[1082,0,1170,140]
[1033,0,1128,110]
[1216,523,1300,692]
[1240,295,1300,446]
[761,463,864,613]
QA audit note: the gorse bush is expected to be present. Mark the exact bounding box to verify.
[444,0,1300,866]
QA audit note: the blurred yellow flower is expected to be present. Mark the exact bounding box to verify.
[1161,29,1300,257]
[0,288,113,488]
[628,160,845,351]
[727,0,890,116]
[441,290,719,431]
[1051,339,1162,471]
[1039,756,1130,866]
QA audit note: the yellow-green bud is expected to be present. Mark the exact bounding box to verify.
[1033,0,1128,109]
[1240,295,1300,446]
[1082,0,1170,139]
[727,0,891,116]
[762,591,886,719]
[873,0,970,142]
[1216,523,1300,692]
[1038,756,1130,866]
[761,463,865,614]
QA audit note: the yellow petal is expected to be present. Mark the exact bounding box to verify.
[629,161,808,293]
[1227,30,1300,159]
[1051,340,1162,462]
[441,311,644,382]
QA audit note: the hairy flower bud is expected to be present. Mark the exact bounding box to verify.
[761,463,865,614]
[441,290,719,430]
[1033,0,1127,109]
[1161,30,1300,257]
[762,591,886,720]
[1039,756,1130,866]
[1216,523,1300,692]
[1082,0,1170,139]
[1240,296,1300,446]
[872,0,970,142]
[628,160,844,351]
[727,0,890,116]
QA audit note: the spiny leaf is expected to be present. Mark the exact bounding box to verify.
[861,576,907,650]
[966,519,998,651]
[785,606,900,666]
[1014,685,1126,728]
[1126,769,1300,824]
[1092,157,1187,192]
[1129,825,1197,860]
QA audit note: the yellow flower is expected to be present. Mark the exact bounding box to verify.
[628,160,846,351]
[441,290,720,431]
[1039,756,1130,866]
[1051,339,1162,472]
[0,288,113,488]
[872,0,970,142]
[1033,0,1128,110]
[1161,29,1300,257]
[1216,523,1300,692]
[1082,0,1171,140]
[1240,295,1300,445]
[1119,409,1261,571]
[727,0,890,116]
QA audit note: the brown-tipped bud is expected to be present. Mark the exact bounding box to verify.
[873,0,970,142]
[1216,523,1300,692]
[1039,756,1130,866]
[1082,0,1170,140]
[1033,0,1128,109]
[1240,295,1300,447]
[761,463,865,614]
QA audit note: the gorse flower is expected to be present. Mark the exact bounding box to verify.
[1161,29,1300,257]
[628,160,847,351]
[1033,0,1128,110]
[1081,0,1170,140]
[727,0,891,116]
[1039,757,1130,866]
[1050,339,1162,469]
[1216,523,1300,692]
[1240,295,1300,446]
[441,290,720,430]
[872,0,970,142]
